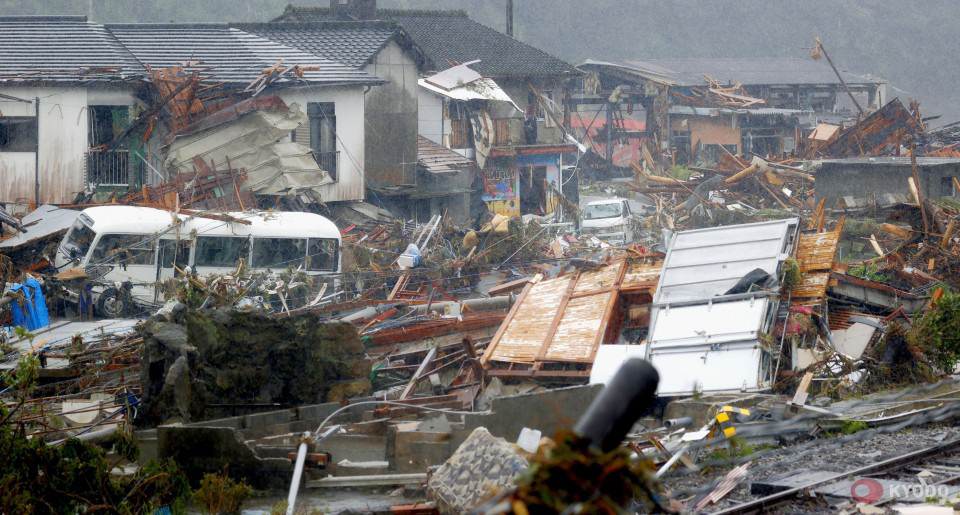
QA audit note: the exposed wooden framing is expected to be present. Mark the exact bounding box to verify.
[485,368,590,379]
[487,276,531,297]
[910,144,929,234]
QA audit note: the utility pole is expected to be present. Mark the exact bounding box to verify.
[812,37,864,116]
[505,0,514,37]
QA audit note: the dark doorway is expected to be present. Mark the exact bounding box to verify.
[520,165,547,214]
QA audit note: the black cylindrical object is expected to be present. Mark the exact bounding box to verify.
[573,358,659,452]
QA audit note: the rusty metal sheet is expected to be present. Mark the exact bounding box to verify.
[795,230,841,272]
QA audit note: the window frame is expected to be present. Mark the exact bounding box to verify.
[306,238,339,272]
[0,116,38,153]
[251,237,308,270]
[90,233,156,266]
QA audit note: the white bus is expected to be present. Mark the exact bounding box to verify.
[53,206,341,316]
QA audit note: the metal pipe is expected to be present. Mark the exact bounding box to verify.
[663,416,693,429]
[285,424,342,514]
[285,437,308,515]
[409,295,513,315]
[655,445,689,479]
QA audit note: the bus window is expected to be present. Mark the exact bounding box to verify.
[252,238,306,269]
[159,240,192,272]
[91,234,155,265]
[307,238,338,271]
[194,236,249,268]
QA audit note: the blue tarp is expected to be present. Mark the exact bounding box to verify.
[9,278,49,331]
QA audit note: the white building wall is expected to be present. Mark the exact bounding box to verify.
[0,85,137,205]
[418,87,444,145]
[0,86,89,204]
[279,85,367,203]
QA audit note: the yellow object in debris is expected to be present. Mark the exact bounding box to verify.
[463,230,479,250]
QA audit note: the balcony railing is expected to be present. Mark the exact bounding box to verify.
[312,150,340,182]
[85,149,129,187]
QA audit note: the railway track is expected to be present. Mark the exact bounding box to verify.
[715,437,960,513]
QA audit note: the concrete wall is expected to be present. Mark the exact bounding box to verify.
[499,78,567,145]
[815,161,960,206]
[0,84,133,204]
[363,40,419,189]
[461,384,602,444]
[278,85,367,203]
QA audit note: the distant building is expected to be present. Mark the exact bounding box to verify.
[276,1,582,219]
[576,58,887,166]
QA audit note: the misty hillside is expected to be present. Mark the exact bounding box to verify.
[7,0,957,121]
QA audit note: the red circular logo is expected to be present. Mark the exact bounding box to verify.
[851,478,884,503]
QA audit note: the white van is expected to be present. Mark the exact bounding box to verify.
[54,206,341,316]
[580,197,649,245]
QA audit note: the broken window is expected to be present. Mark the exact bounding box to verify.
[306,238,338,272]
[158,239,192,273]
[308,102,338,181]
[63,219,96,261]
[0,117,38,152]
[942,177,957,198]
[194,236,249,268]
[92,234,155,265]
[252,238,307,269]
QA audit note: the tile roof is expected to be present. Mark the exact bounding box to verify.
[106,24,382,85]
[0,16,140,82]
[417,136,476,174]
[275,7,579,79]
[581,58,883,87]
[234,22,401,70]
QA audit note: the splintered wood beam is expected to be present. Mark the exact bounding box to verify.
[399,346,437,400]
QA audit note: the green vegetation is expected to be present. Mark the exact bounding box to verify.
[782,257,802,289]
[0,354,191,513]
[908,291,960,372]
[705,437,774,463]
[840,420,869,435]
[193,469,254,514]
[665,165,695,181]
[849,262,891,284]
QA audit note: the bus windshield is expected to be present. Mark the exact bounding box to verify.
[62,219,96,261]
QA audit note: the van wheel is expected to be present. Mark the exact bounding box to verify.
[97,288,129,318]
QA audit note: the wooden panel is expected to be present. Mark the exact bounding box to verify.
[573,262,622,295]
[488,275,572,363]
[790,272,830,305]
[622,260,662,289]
[795,230,841,272]
[544,294,608,361]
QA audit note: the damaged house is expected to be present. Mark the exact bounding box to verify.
[576,58,886,166]
[0,16,142,205]
[0,16,387,209]
[275,1,583,220]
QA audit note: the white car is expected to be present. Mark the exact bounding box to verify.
[580,198,648,245]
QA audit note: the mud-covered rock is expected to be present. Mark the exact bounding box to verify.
[137,308,371,426]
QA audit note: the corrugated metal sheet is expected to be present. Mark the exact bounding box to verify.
[655,218,798,304]
[0,204,78,251]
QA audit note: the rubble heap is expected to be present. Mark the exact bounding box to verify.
[137,304,371,426]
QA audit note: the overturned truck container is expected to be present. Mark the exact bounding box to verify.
[645,218,799,396]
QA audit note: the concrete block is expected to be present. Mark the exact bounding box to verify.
[394,441,450,473]
[158,425,293,491]
[188,415,245,430]
[464,384,603,441]
[322,434,388,463]
[244,409,295,430]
